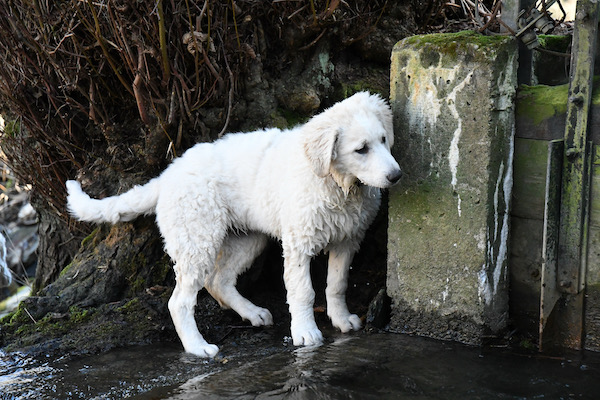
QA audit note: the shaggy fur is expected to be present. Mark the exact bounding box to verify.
[66,92,401,357]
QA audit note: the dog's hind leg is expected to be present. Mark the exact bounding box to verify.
[168,273,219,357]
[205,232,273,327]
[158,186,226,357]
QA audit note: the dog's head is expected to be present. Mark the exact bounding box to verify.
[304,92,402,193]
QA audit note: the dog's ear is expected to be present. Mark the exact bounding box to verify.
[304,123,339,178]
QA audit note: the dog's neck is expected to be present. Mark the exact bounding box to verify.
[330,168,360,197]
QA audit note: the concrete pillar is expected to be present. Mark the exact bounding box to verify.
[387,32,518,344]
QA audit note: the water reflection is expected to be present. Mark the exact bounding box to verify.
[165,337,362,400]
[157,334,600,400]
[2,333,600,399]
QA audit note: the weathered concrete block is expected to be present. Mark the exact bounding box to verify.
[387,31,518,344]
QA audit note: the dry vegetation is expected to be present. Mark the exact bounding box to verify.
[0,0,389,218]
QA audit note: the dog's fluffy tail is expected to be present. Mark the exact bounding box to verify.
[66,179,160,224]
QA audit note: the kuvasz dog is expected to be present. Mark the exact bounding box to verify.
[66,91,401,357]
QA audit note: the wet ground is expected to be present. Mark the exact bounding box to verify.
[2,330,600,400]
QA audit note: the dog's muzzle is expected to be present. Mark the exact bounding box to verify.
[387,169,402,185]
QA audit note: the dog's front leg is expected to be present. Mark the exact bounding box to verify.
[326,245,361,333]
[283,251,323,346]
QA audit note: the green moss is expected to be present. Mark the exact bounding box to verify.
[81,226,101,249]
[517,83,569,125]
[403,30,513,62]
[58,262,74,278]
[6,305,94,340]
[1,119,21,137]
[517,77,600,125]
[388,180,445,225]
[125,251,171,294]
[0,312,12,325]
[68,306,91,324]
[538,35,570,52]
[5,302,32,326]
[117,298,141,314]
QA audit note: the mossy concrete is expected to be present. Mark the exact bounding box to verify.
[531,35,572,86]
[517,78,600,143]
[388,32,517,344]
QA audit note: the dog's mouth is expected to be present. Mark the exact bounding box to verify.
[357,170,403,189]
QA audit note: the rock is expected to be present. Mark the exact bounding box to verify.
[279,86,321,114]
[365,288,391,330]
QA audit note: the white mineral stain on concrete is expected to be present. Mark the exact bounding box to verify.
[400,52,474,217]
[447,70,474,192]
[478,264,491,305]
[442,276,450,303]
[403,54,455,132]
[479,129,514,305]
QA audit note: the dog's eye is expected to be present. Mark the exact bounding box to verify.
[381,136,387,144]
[355,144,369,155]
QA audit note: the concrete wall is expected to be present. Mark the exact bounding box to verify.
[387,32,518,344]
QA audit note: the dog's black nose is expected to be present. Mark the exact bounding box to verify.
[387,169,402,185]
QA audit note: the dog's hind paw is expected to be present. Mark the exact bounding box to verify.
[188,343,220,358]
[242,305,273,327]
[332,313,362,333]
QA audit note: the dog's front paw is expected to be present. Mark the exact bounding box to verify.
[188,343,220,358]
[291,323,324,346]
[331,313,362,333]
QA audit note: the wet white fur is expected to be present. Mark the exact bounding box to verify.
[66,92,401,357]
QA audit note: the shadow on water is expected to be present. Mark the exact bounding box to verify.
[2,332,600,399]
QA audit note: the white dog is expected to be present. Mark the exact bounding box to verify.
[66,91,401,357]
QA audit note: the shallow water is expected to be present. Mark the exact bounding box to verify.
[2,332,600,399]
